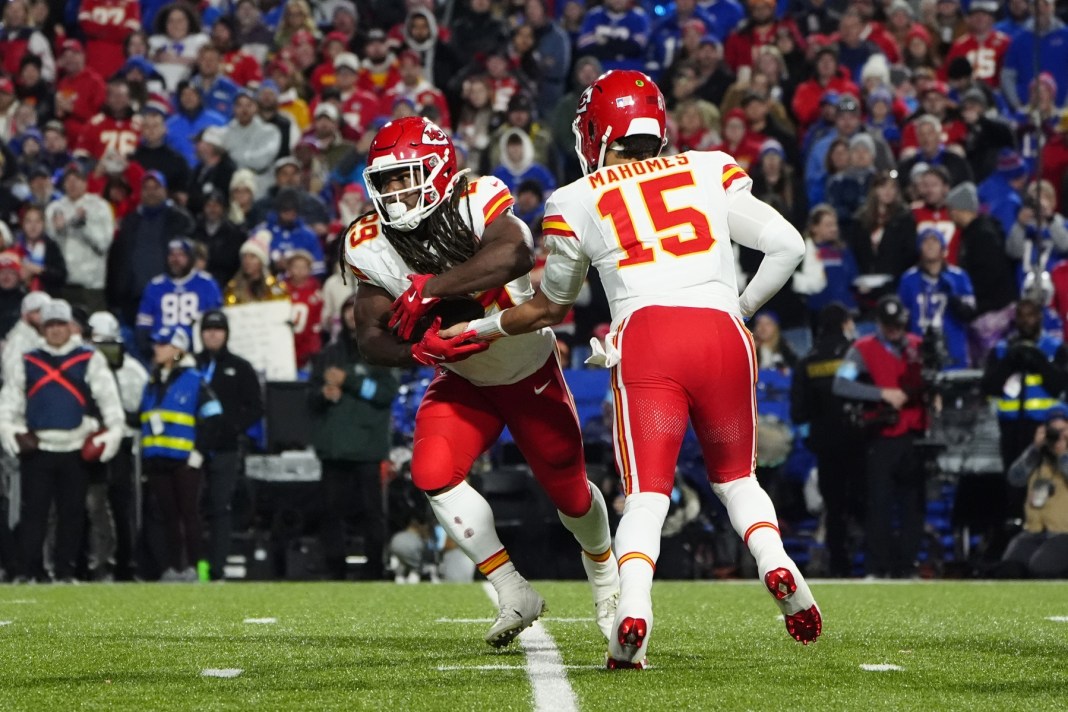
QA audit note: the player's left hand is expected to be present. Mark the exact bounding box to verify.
[437,322,470,340]
[390,274,440,340]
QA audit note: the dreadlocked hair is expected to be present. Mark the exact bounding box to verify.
[377,174,478,275]
[337,175,478,285]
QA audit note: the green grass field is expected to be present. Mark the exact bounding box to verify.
[1,580,1066,711]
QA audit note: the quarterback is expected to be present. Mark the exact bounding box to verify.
[343,117,618,647]
[446,71,823,667]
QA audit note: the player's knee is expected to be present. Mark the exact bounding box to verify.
[410,435,463,493]
[711,473,759,504]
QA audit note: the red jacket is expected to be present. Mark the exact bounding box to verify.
[56,68,107,147]
[725,19,805,72]
[791,72,860,130]
[288,278,324,369]
[75,111,142,160]
[854,333,927,438]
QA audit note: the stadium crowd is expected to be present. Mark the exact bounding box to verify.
[0,0,1067,582]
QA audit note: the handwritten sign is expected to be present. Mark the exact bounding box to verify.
[222,301,297,381]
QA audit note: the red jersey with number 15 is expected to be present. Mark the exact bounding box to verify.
[343,175,555,387]
[542,150,751,327]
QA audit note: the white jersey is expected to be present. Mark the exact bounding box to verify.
[344,175,555,387]
[541,150,753,327]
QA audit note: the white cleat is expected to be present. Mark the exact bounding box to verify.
[583,550,620,641]
[595,592,619,642]
[484,582,546,648]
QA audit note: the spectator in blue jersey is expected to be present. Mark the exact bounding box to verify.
[1001,0,1068,111]
[647,0,719,78]
[140,325,222,582]
[491,130,556,197]
[0,299,124,582]
[576,0,651,72]
[898,228,977,370]
[190,44,240,120]
[165,81,227,167]
[699,0,744,38]
[135,238,223,360]
[247,157,330,238]
[979,149,1029,235]
[257,188,325,277]
[996,0,1032,39]
[805,204,858,315]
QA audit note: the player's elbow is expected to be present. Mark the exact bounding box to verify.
[780,228,806,268]
[508,240,536,279]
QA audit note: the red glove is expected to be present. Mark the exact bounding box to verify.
[390,274,440,340]
[411,317,490,366]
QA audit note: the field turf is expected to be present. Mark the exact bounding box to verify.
[1,580,1066,711]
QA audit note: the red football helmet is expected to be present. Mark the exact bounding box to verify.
[572,70,667,176]
[363,117,464,232]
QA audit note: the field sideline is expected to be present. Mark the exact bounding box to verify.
[1,580,1066,711]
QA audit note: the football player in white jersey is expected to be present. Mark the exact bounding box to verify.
[343,117,618,648]
[444,71,823,667]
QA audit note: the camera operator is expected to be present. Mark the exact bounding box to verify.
[981,298,1068,473]
[791,302,864,577]
[998,407,1068,578]
[833,295,929,578]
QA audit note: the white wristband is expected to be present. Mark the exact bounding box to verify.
[466,312,509,341]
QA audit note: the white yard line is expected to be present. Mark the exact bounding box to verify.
[860,664,904,672]
[243,617,277,624]
[481,582,578,712]
[201,668,243,678]
[436,617,594,624]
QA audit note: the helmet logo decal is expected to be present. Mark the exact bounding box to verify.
[615,96,635,108]
[576,86,593,115]
[635,79,645,87]
[421,124,449,145]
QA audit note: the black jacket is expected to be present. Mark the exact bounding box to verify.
[106,201,196,325]
[308,331,398,463]
[791,333,853,453]
[195,346,264,452]
[957,215,1016,316]
[192,218,245,287]
[132,143,192,198]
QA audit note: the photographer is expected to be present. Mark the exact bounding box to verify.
[999,408,1068,578]
[833,295,929,578]
[981,298,1068,473]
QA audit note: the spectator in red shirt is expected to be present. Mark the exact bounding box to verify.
[939,0,1010,88]
[210,16,262,87]
[724,0,804,85]
[0,0,54,82]
[356,29,400,97]
[715,107,762,170]
[285,250,324,370]
[309,31,350,96]
[75,77,142,161]
[792,45,859,131]
[78,0,141,80]
[55,40,106,149]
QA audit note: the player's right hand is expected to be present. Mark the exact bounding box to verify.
[390,273,440,340]
[411,317,490,366]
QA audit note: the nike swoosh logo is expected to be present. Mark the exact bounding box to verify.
[407,292,417,303]
[534,380,551,395]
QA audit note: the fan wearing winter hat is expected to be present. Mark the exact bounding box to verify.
[1,291,51,378]
[0,298,125,582]
[140,323,223,582]
[223,230,290,304]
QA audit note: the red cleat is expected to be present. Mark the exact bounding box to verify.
[764,567,798,601]
[764,567,822,644]
[785,605,822,645]
[606,656,647,670]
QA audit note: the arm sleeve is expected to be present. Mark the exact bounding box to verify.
[540,234,591,306]
[727,190,806,317]
[0,362,27,428]
[1007,444,1040,487]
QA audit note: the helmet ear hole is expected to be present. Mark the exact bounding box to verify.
[586,119,596,141]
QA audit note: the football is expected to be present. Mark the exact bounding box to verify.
[81,429,108,462]
[408,296,486,343]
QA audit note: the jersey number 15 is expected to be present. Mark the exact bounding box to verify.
[597,171,715,268]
